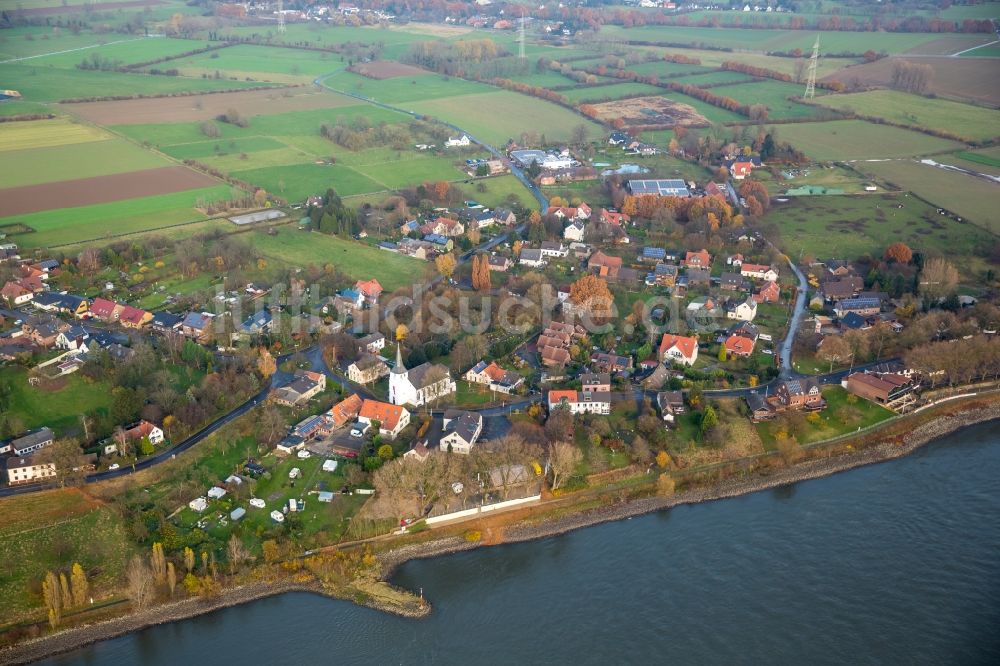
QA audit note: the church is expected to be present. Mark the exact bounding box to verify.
[389,346,457,407]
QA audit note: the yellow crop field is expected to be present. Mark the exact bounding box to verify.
[0,116,108,152]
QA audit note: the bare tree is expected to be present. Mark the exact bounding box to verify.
[227,534,252,573]
[548,441,582,491]
[125,555,154,611]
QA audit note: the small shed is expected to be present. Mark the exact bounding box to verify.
[322,459,338,473]
[317,491,334,503]
[230,507,246,521]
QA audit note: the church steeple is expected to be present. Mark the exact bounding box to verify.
[392,343,406,374]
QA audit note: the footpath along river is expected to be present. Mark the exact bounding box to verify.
[38,421,1000,665]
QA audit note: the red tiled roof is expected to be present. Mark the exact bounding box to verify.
[327,393,363,427]
[548,390,577,404]
[90,298,120,318]
[724,335,755,356]
[119,306,149,325]
[359,399,405,431]
[659,333,698,360]
[355,278,383,297]
[685,249,711,267]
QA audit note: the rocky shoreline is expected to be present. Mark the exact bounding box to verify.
[3,406,997,666]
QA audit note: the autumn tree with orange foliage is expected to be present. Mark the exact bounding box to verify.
[569,274,613,318]
[884,242,913,264]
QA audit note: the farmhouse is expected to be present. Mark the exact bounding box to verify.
[5,428,54,457]
[326,393,364,428]
[388,346,456,407]
[588,251,622,279]
[725,156,761,180]
[358,399,410,439]
[348,354,389,384]
[659,333,699,366]
[439,409,483,454]
[271,370,326,406]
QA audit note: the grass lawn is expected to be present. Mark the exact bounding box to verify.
[773,120,964,161]
[853,159,1000,235]
[948,147,1000,175]
[24,37,211,69]
[712,80,830,119]
[409,90,602,146]
[765,193,994,268]
[459,174,536,209]
[231,163,385,202]
[0,138,171,188]
[756,386,894,448]
[0,367,113,434]
[164,44,341,82]
[451,380,497,407]
[804,89,1000,142]
[249,227,430,291]
[0,185,235,249]
[0,490,133,621]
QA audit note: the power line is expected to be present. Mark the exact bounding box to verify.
[804,35,819,99]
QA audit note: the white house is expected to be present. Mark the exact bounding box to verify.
[445,134,471,147]
[55,326,90,352]
[726,297,758,322]
[539,241,568,258]
[658,334,699,366]
[740,263,778,282]
[518,249,547,267]
[547,389,611,415]
[439,409,483,454]
[563,221,586,242]
[388,347,456,407]
[358,399,411,439]
[5,455,56,485]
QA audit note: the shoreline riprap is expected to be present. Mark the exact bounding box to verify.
[3,406,997,666]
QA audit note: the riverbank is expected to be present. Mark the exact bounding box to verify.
[379,404,1000,578]
[3,403,997,666]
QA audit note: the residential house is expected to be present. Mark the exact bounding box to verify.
[150,311,183,334]
[834,298,881,318]
[519,249,547,268]
[355,279,383,305]
[608,131,631,146]
[1,281,33,306]
[825,260,856,278]
[239,310,272,336]
[754,281,780,303]
[724,334,755,358]
[845,372,915,408]
[464,360,522,393]
[271,370,326,406]
[686,267,711,287]
[822,277,864,302]
[358,399,411,439]
[399,219,420,236]
[727,253,744,267]
[403,441,433,463]
[487,255,512,272]
[720,272,748,291]
[746,393,775,422]
[599,209,630,227]
[321,393,361,428]
[580,372,611,392]
[119,305,152,330]
[31,292,89,318]
[472,210,496,229]
[5,428,54,456]
[55,326,90,352]
[356,332,386,354]
[569,242,593,259]
[656,391,686,424]
[772,378,825,411]
[588,251,622,279]
[5,455,56,486]
[563,220,586,241]
[335,288,364,313]
[439,409,483,454]
[388,347,456,407]
[445,134,471,147]
[547,389,611,415]
[22,314,65,348]
[540,241,568,258]
[89,298,123,323]
[659,333,699,366]
[590,352,633,376]
[424,234,454,252]
[741,263,778,282]
[123,420,165,446]
[181,312,214,341]
[494,208,517,226]
[726,296,758,322]
[725,156,761,180]
[684,249,711,269]
[348,353,389,384]
[727,320,760,343]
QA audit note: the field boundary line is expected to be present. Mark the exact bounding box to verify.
[951,39,999,57]
[0,36,151,64]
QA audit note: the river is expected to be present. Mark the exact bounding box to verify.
[40,422,1000,665]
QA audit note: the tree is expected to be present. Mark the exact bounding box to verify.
[920,257,959,303]
[227,534,252,573]
[569,274,613,318]
[884,242,913,264]
[150,542,167,586]
[549,441,581,490]
[167,561,177,597]
[70,563,88,607]
[183,546,195,573]
[262,540,280,564]
[125,555,154,611]
[59,572,71,611]
[718,344,728,362]
[395,323,409,342]
[36,437,87,487]
[377,444,394,461]
[656,473,676,497]
[435,252,457,279]
[817,335,852,372]
[699,405,718,436]
[257,347,276,378]
[253,189,267,207]
[656,450,671,469]
[42,571,61,627]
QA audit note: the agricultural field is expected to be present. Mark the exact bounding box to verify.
[946,147,1000,176]
[852,159,1000,235]
[804,89,1000,142]
[960,45,1000,57]
[670,71,759,86]
[643,47,853,78]
[248,227,431,292]
[773,120,964,161]
[560,82,663,103]
[610,59,713,78]
[712,80,831,119]
[822,56,1000,106]
[408,90,602,145]
[0,185,235,249]
[0,367,113,433]
[159,44,343,84]
[320,69,495,104]
[765,193,995,270]
[14,36,209,70]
